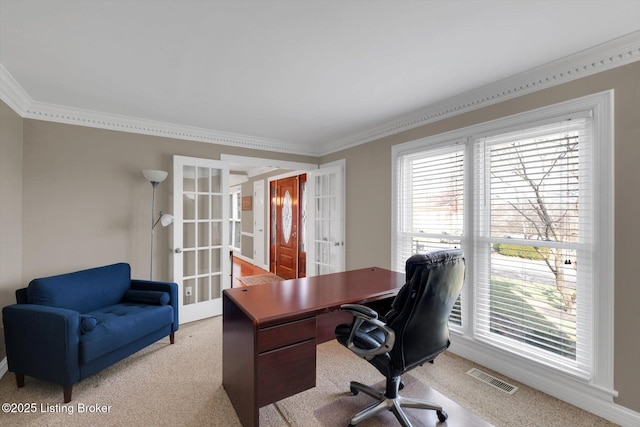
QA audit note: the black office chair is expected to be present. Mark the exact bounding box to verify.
[335,249,465,427]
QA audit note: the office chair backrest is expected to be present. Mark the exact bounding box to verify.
[386,249,465,372]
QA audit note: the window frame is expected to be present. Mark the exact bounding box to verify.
[391,91,615,403]
[229,186,242,251]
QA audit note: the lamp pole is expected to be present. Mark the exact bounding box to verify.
[149,180,159,281]
[143,169,169,281]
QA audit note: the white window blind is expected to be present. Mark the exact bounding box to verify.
[473,116,593,376]
[395,142,464,324]
[229,188,241,250]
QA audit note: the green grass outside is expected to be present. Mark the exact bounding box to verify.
[489,276,576,359]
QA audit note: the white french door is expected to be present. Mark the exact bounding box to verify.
[253,179,266,270]
[306,164,345,276]
[173,155,230,324]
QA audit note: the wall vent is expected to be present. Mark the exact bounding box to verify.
[466,368,518,394]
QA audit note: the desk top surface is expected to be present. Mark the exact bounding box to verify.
[224,267,405,326]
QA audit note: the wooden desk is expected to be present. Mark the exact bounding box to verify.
[222,267,405,427]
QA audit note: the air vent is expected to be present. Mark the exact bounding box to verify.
[466,368,518,394]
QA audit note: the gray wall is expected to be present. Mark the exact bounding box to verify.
[321,61,640,412]
[0,100,23,360]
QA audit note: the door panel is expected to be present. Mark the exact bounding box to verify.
[307,165,345,276]
[173,156,229,324]
[275,176,298,279]
[253,179,266,270]
[298,174,307,278]
[269,180,277,273]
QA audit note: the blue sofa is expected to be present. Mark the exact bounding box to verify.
[2,263,178,402]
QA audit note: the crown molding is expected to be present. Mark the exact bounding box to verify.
[2,31,639,158]
[22,100,316,156]
[319,30,640,156]
[0,64,32,115]
[0,67,315,156]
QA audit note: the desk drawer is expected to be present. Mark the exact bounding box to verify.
[257,317,316,353]
[257,338,316,407]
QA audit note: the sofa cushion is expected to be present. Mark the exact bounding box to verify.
[27,263,131,313]
[79,303,174,364]
[122,289,169,306]
[80,315,98,333]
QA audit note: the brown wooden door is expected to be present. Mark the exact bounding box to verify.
[269,180,277,274]
[298,174,307,278]
[276,176,298,279]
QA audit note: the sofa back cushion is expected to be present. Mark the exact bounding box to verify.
[28,263,131,313]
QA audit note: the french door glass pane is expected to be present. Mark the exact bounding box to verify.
[211,195,222,218]
[183,166,196,192]
[198,222,209,247]
[183,194,195,220]
[211,274,221,299]
[234,221,241,248]
[197,194,209,220]
[211,222,222,246]
[197,276,210,303]
[210,170,222,193]
[198,249,209,274]
[183,223,195,248]
[211,248,221,271]
[197,167,210,193]
[183,250,195,276]
[300,181,307,252]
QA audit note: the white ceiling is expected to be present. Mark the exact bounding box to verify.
[1,0,640,156]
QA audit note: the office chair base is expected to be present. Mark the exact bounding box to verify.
[348,381,448,427]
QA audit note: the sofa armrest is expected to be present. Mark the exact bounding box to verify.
[2,304,81,386]
[130,280,179,331]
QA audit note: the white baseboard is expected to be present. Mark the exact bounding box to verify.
[0,357,7,379]
[449,337,640,427]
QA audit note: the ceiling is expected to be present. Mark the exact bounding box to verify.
[1,1,640,156]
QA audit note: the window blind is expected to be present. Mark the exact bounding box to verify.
[395,142,464,324]
[473,117,593,375]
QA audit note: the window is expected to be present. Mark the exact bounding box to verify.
[229,187,241,251]
[474,117,592,376]
[395,142,465,324]
[392,92,614,395]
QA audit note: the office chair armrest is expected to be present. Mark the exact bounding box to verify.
[339,304,396,360]
[340,303,378,319]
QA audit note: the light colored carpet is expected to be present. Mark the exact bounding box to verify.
[237,273,284,286]
[0,316,616,426]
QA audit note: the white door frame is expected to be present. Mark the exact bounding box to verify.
[253,179,266,270]
[220,154,317,271]
[173,155,230,324]
[306,160,346,276]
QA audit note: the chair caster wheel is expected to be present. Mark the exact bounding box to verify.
[399,380,405,390]
[350,386,359,396]
[437,409,448,422]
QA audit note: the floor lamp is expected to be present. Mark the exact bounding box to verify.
[143,169,175,280]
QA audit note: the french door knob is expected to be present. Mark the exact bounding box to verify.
[175,248,182,253]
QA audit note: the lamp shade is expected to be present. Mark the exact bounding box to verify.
[159,213,175,227]
[143,169,168,183]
